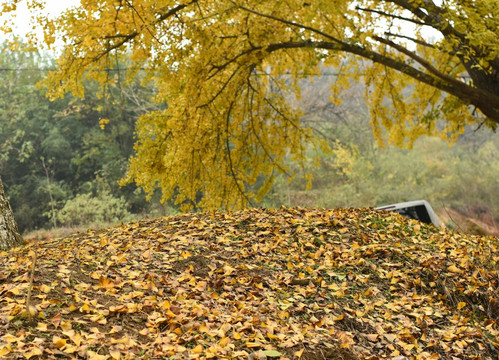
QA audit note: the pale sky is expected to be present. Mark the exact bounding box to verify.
[5,0,80,36]
[3,1,440,50]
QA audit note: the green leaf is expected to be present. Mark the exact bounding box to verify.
[263,350,283,357]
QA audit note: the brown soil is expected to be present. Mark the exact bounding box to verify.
[437,207,499,237]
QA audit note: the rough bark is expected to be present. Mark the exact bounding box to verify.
[0,176,23,251]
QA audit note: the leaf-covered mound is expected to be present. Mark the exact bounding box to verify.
[0,207,497,360]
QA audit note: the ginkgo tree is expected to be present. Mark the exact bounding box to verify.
[2,0,499,213]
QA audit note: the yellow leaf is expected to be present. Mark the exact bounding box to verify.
[402,343,415,351]
[384,333,397,342]
[199,323,209,333]
[98,277,115,289]
[109,349,121,359]
[111,336,130,345]
[266,332,278,340]
[90,272,101,280]
[205,345,218,358]
[193,344,203,353]
[61,320,72,331]
[99,118,110,130]
[333,314,344,321]
[448,265,461,273]
[223,264,235,275]
[39,284,51,293]
[142,249,151,261]
[457,302,466,310]
[245,341,262,348]
[233,351,250,357]
[3,334,18,343]
[109,326,123,334]
[28,305,38,317]
[53,336,67,349]
[71,333,82,347]
[0,346,11,356]
[63,344,79,354]
[294,348,304,358]
[219,336,230,347]
[24,347,43,359]
[87,350,109,360]
[8,287,21,295]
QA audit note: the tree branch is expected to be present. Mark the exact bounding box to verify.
[261,40,499,122]
[246,78,291,177]
[383,32,438,50]
[234,2,344,44]
[373,36,466,92]
[91,1,197,62]
[233,2,479,103]
[356,6,428,26]
[123,0,163,45]
[385,0,466,42]
[208,46,263,80]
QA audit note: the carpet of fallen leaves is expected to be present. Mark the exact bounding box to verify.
[0,207,498,360]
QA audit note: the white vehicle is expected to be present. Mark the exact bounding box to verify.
[376,200,440,227]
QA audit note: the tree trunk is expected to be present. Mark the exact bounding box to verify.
[0,176,23,250]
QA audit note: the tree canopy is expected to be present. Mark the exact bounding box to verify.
[2,0,498,209]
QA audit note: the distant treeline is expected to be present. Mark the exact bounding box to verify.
[1,46,497,233]
[262,72,499,228]
[0,46,172,232]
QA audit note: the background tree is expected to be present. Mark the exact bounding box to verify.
[0,44,167,235]
[2,0,498,212]
[261,71,498,234]
[0,177,23,250]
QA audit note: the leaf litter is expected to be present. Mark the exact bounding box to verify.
[0,207,497,359]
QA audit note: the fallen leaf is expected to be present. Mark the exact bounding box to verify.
[294,348,305,358]
[0,345,11,356]
[109,349,121,359]
[448,265,461,273]
[263,350,283,357]
[53,336,67,349]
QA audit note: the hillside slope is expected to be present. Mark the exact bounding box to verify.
[0,207,497,360]
[436,208,499,238]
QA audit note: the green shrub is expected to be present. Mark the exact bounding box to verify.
[55,191,131,227]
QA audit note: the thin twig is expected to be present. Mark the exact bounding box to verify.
[356,6,428,26]
[26,246,38,323]
[440,201,465,233]
[225,100,255,207]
